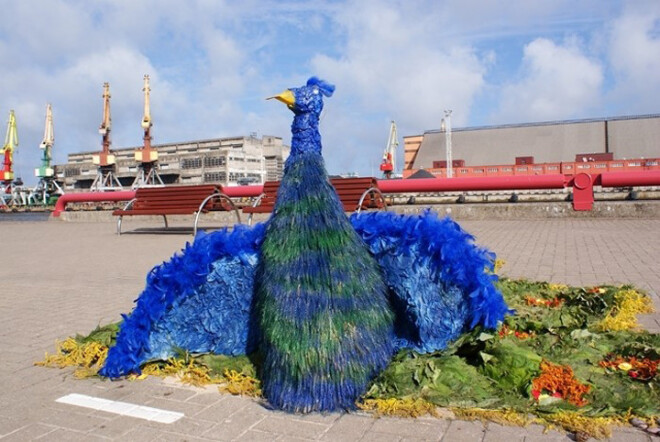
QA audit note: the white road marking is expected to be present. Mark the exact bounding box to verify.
[55,393,184,424]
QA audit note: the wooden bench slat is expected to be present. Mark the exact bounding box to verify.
[242,177,384,215]
[117,185,228,216]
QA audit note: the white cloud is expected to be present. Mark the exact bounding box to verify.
[308,1,491,173]
[494,38,603,123]
[607,4,660,113]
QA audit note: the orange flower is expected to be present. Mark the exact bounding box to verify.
[498,324,535,339]
[525,295,564,308]
[599,354,658,381]
[531,361,590,407]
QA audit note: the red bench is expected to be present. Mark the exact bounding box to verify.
[113,185,240,235]
[243,177,387,224]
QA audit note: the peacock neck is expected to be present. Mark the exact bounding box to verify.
[289,112,322,158]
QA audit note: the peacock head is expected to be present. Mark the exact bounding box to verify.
[269,77,335,117]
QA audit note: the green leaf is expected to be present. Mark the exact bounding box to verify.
[480,352,494,363]
[478,332,494,341]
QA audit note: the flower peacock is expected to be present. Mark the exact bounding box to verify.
[100,77,508,413]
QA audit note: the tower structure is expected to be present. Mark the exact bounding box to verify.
[441,110,453,178]
[31,104,64,205]
[0,110,18,204]
[90,82,123,191]
[0,110,18,183]
[379,120,399,179]
[132,74,163,188]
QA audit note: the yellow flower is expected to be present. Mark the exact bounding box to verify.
[617,362,632,371]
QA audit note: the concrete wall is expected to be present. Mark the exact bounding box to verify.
[414,121,606,168]
[409,115,659,170]
[608,117,660,159]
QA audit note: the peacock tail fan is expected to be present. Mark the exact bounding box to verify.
[99,224,266,378]
[255,79,396,412]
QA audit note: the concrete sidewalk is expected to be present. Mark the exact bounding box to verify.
[0,216,658,441]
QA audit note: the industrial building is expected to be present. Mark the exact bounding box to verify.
[56,135,290,190]
[404,114,660,177]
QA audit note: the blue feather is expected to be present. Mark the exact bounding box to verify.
[350,210,510,353]
[100,223,265,377]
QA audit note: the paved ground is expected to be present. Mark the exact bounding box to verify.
[0,215,658,441]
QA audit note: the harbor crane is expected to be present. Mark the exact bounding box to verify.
[379,120,399,179]
[90,82,123,191]
[132,74,163,188]
[0,110,18,206]
[31,104,64,205]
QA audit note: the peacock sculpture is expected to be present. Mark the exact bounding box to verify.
[100,77,508,413]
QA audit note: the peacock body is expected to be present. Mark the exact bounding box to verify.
[255,79,395,412]
[100,77,508,413]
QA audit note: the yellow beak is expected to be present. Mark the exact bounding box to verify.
[267,90,295,107]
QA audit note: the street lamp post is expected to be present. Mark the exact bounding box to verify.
[441,110,453,178]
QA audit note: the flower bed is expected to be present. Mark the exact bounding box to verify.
[37,279,659,439]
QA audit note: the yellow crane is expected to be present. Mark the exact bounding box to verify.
[91,82,122,191]
[0,110,18,183]
[132,74,163,188]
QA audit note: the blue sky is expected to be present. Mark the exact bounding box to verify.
[1,0,659,184]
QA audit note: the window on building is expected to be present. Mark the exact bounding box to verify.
[181,157,202,169]
[204,156,226,167]
[204,172,227,182]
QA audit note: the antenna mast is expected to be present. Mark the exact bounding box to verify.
[441,110,453,178]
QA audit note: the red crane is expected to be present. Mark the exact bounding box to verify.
[379,121,398,179]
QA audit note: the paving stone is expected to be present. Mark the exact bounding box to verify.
[441,420,485,442]
[233,429,279,441]
[119,424,163,441]
[401,437,436,442]
[202,407,266,440]
[292,411,342,424]
[253,415,328,439]
[193,395,249,422]
[370,417,448,439]
[86,415,147,439]
[151,384,201,402]
[360,431,403,441]
[608,427,652,442]
[151,431,216,441]
[34,427,108,441]
[39,408,113,433]
[321,413,376,440]
[146,396,207,415]
[522,424,571,441]
[483,423,526,442]
[142,415,216,437]
[0,423,57,441]
[185,391,227,407]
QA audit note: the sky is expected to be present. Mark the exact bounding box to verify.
[1,0,659,184]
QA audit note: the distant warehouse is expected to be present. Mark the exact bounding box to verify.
[404,114,660,177]
[56,135,290,191]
